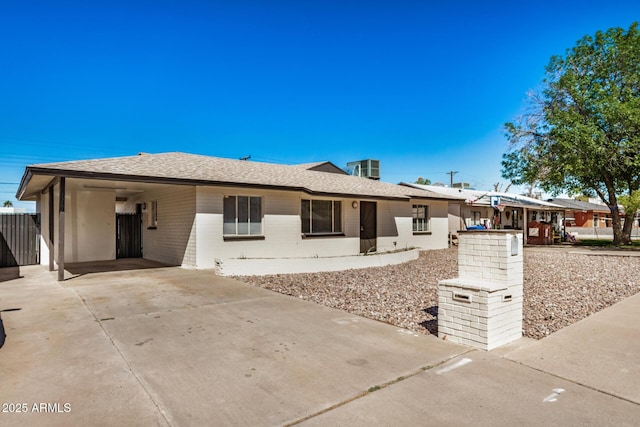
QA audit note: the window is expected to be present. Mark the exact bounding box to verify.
[471,211,481,225]
[413,204,430,232]
[146,200,158,229]
[301,199,342,234]
[224,196,262,236]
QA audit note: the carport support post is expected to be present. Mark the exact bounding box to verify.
[48,185,54,271]
[57,177,65,281]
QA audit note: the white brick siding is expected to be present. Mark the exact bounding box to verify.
[438,231,523,350]
[129,185,196,267]
[39,179,451,272]
[194,188,448,269]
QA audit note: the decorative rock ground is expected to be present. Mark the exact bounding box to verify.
[238,248,640,340]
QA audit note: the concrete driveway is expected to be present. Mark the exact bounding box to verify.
[1,261,639,426]
[0,261,467,426]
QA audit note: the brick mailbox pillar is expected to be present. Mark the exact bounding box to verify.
[438,230,523,350]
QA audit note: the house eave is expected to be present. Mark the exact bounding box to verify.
[18,167,412,202]
[16,168,34,201]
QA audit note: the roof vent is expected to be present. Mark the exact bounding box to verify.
[345,159,380,180]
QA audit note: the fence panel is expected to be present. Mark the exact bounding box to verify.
[0,214,40,267]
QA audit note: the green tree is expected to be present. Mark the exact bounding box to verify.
[618,190,640,227]
[502,23,640,244]
[415,177,431,185]
[3,200,12,207]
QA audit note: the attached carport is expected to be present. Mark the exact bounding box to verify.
[16,168,188,281]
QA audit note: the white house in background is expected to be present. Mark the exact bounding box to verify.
[16,152,459,279]
[0,207,28,214]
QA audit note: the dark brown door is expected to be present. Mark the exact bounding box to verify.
[360,201,377,253]
[116,205,142,259]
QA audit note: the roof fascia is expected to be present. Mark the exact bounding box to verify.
[21,167,410,202]
[410,195,465,202]
[15,168,33,200]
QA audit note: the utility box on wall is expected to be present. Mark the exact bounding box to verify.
[438,230,523,350]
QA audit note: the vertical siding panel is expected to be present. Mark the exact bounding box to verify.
[0,214,40,266]
[1,215,7,266]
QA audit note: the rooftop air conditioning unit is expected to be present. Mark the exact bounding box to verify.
[452,182,472,189]
[346,159,380,180]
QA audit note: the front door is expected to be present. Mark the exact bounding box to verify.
[116,204,143,259]
[360,201,377,254]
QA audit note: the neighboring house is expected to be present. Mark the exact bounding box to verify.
[0,207,28,214]
[16,152,458,279]
[547,198,612,228]
[401,183,565,243]
[399,184,469,233]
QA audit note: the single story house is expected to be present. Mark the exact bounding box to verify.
[16,152,458,279]
[547,198,612,228]
[401,183,565,244]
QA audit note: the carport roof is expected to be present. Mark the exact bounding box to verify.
[17,152,459,202]
[547,198,611,213]
[401,183,564,210]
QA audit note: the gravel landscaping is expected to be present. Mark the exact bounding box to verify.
[238,248,640,340]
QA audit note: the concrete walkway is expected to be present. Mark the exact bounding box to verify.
[1,262,639,425]
[302,294,640,426]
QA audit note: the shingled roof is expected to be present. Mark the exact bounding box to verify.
[401,183,565,209]
[17,152,458,201]
[547,198,611,213]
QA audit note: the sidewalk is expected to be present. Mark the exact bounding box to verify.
[299,292,640,426]
[502,292,640,404]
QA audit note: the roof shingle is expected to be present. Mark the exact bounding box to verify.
[20,152,459,201]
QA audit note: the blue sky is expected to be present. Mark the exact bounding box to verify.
[1,1,639,210]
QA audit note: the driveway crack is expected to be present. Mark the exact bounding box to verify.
[72,288,174,427]
[283,349,474,426]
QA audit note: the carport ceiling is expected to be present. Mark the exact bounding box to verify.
[19,176,182,201]
[69,178,177,197]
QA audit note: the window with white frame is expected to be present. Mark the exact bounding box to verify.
[412,204,430,232]
[301,199,342,234]
[223,195,263,236]
[471,210,481,225]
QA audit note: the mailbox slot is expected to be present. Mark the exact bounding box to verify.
[453,293,472,303]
